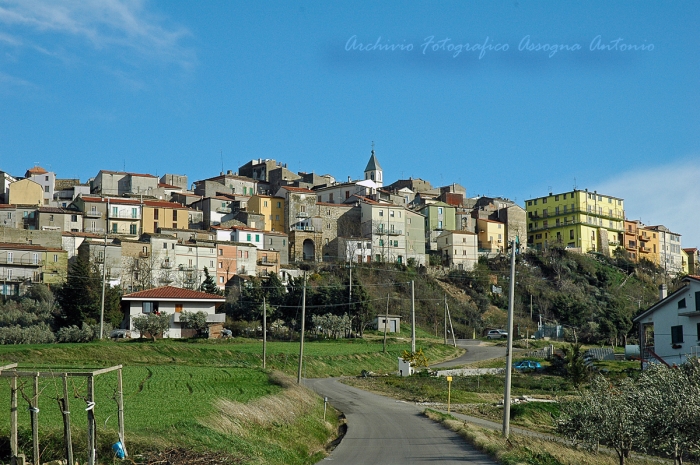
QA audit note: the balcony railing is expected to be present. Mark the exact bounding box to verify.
[109,212,140,219]
[161,260,173,268]
[292,225,315,232]
[527,208,624,222]
[257,258,278,265]
[85,211,102,218]
[0,257,44,266]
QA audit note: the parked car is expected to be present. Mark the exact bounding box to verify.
[486,329,508,339]
[513,360,542,371]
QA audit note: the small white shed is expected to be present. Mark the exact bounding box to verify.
[374,314,401,333]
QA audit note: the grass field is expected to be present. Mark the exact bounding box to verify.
[0,337,459,463]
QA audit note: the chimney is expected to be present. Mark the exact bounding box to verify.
[227,170,233,175]
[659,284,667,300]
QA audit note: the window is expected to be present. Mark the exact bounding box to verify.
[153,222,158,232]
[175,304,183,313]
[264,201,268,207]
[275,215,279,221]
[53,254,58,262]
[438,221,443,229]
[7,252,12,263]
[219,249,223,255]
[277,202,281,208]
[142,302,157,314]
[570,230,574,240]
[112,223,118,233]
[318,196,322,202]
[678,298,686,309]
[555,195,559,201]
[671,325,684,344]
[112,206,118,217]
[437,207,443,214]
[542,198,547,203]
[219,276,224,283]
[247,233,251,241]
[696,291,700,312]
[44,185,49,193]
[244,251,249,258]
[173,210,177,221]
[255,234,259,242]
[390,210,395,217]
[379,210,384,217]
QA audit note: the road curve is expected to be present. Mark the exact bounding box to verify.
[431,339,509,368]
[305,378,495,464]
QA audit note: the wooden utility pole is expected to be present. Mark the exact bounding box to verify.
[263,297,267,369]
[446,296,456,347]
[444,294,447,345]
[297,272,307,384]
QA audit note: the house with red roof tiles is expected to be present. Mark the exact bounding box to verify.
[122,286,226,338]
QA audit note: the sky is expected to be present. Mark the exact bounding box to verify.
[0,1,699,244]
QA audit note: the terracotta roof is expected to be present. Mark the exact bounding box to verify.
[683,248,697,253]
[0,204,16,209]
[38,207,69,214]
[279,186,315,193]
[143,200,188,209]
[0,242,65,252]
[80,196,141,205]
[62,231,102,238]
[122,286,225,300]
[477,218,505,225]
[25,166,48,176]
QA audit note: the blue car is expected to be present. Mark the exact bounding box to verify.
[513,360,542,371]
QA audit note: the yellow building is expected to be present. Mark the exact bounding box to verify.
[247,195,285,232]
[8,179,43,206]
[638,227,660,265]
[142,200,189,234]
[525,189,624,255]
[476,219,506,255]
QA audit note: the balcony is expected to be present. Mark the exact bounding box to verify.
[386,229,403,236]
[0,257,44,266]
[292,225,315,232]
[257,258,278,265]
[161,260,173,268]
[85,211,102,218]
[296,211,309,218]
[109,211,140,220]
[216,207,231,214]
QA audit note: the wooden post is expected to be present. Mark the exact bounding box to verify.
[262,297,267,369]
[10,375,17,458]
[61,374,74,465]
[87,375,96,465]
[31,374,39,465]
[117,368,127,457]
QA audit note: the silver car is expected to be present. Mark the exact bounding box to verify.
[487,329,508,339]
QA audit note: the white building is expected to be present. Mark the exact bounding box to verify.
[123,286,225,339]
[436,230,478,271]
[634,277,700,367]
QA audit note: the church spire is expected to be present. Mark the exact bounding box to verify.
[364,141,383,187]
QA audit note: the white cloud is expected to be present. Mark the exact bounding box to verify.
[595,158,700,248]
[0,0,194,67]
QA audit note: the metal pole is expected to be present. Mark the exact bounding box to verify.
[263,297,267,369]
[297,272,306,384]
[383,294,389,354]
[411,280,416,354]
[502,239,517,438]
[99,230,107,339]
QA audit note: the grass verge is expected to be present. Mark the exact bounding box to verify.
[424,409,663,465]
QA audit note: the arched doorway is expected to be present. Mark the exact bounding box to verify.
[303,239,315,261]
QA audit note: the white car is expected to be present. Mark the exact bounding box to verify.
[486,329,508,339]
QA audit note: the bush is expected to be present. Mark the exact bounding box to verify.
[0,324,56,344]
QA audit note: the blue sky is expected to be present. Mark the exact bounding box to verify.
[1,1,699,244]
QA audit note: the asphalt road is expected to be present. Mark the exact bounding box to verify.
[306,378,495,464]
[431,339,511,368]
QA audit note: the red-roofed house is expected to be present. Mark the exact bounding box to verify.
[122,286,226,338]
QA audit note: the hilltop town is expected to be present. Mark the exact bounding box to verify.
[0,150,695,300]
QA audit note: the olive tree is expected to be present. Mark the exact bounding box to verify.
[179,310,209,337]
[132,312,170,342]
[637,361,700,464]
[558,376,645,465]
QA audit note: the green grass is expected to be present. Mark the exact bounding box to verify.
[0,338,460,463]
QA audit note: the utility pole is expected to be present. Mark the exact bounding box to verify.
[297,272,307,384]
[446,296,456,347]
[383,294,389,354]
[262,297,267,369]
[444,294,447,345]
[99,229,107,339]
[502,238,517,438]
[411,280,416,353]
